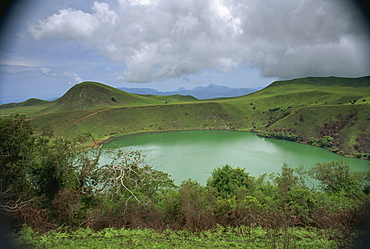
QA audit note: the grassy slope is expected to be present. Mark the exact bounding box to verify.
[31,102,234,139]
[221,76,370,155]
[1,76,369,156]
[39,81,167,114]
[0,82,198,117]
[0,98,51,117]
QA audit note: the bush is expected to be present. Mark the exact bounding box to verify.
[309,136,333,148]
[309,161,367,197]
[261,128,300,142]
[207,165,251,198]
[180,180,216,231]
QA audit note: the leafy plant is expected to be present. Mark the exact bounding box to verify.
[207,164,252,198]
[261,128,300,142]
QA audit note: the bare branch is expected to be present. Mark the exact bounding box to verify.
[79,147,151,203]
[0,196,39,213]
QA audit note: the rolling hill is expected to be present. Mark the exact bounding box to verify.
[1,76,369,157]
[0,98,50,108]
[0,98,51,116]
[39,81,170,114]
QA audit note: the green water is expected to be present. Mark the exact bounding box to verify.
[102,130,369,185]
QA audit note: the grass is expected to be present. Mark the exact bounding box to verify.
[1,76,369,156]
[31,102,235,139]
[39,82,169,114]
[15,225,338,249]
[0,98,50,117]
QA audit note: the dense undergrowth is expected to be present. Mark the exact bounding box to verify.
[1,115,370,248]
[14,225,340,248]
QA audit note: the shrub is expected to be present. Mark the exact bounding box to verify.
[309,136,333,148]
[308,161,367,197]
[261,128,300,142]
[207,165,251,198]
[179,180,216,231]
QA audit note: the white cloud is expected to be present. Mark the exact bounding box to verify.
[119,0,160,7]
[38,66,82,84]
[39,66,56,76]
[28,0,370,82]
[63,71,83,83]
[29,9,97,40]
[28,2,117,40]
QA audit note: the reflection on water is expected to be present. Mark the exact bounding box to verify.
[102,130,369,185]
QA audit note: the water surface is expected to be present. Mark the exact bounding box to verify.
[102,130,369,185]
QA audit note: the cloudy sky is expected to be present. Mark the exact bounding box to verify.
[0,0,369,104]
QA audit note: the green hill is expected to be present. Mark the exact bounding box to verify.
[0,98,51,116]
[39,82,169,114]
[1,76,369,157]
[19,98,50,106]
[0,98,49,109]
[226,76,370,157]
[267,76,370,87]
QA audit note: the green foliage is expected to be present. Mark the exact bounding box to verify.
[309,161,367,196]
[14,224,37,247]
[262,128,300,141]
[273,164,301,193]
[353,152,370,160]
[32,137,80,200]
[0,114,36,197]
[310,162,360,193]
[179,179,217,231]
[0,114,85,202]
[1,114,369,247]
[0,116,178,229]
[309,136,333,148]
[207,164,251,198]
[15,225,338,249]
[155,188,182,225]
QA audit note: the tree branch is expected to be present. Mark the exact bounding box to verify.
[0,196,39,213]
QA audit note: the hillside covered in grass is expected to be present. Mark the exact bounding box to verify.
[39,81,198,114]
[1,76,369,157]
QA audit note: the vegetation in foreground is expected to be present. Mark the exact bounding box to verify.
[1,115,370,248]
[15,225,339,248]
[1,76,369,157]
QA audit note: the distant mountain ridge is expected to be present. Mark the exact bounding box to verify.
[119,84,261,99]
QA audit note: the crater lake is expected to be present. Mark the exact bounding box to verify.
[102,130,369,185]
